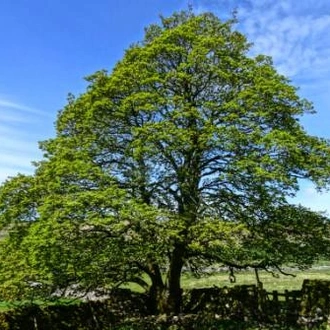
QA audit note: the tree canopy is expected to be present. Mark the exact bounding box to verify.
[0,11,330,313]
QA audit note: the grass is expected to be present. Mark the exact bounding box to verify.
[121,266,330,293]
[119,265,330,303]
[181,267,330,292]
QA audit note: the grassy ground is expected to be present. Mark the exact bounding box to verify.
[181,267,330,292]
[123,265,330,293]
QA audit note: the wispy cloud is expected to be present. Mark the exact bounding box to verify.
[196,0,330,81]
[0,97,48,182]
[238,1,330,80]
[0,98,52,117]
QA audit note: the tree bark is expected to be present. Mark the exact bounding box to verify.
[165,243,185,314]
[147,262,166,314]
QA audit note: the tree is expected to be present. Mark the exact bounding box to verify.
[0,11,330,313]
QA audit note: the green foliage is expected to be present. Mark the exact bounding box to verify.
[0,10,330,313]
[223,205,330,270]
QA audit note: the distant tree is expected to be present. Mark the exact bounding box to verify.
[0,11,330,313]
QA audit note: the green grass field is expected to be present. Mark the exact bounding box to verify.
[122,264,330,293]
[181,267,330,292]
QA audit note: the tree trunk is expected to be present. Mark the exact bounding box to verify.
[147,244,185,315]
[148,283,167,314]
[147,262,166,314]
[165,243,185,314]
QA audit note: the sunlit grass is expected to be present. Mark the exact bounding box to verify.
[181,268,330,292]
[121,265,330,293]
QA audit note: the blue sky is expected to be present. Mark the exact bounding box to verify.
[0,0,329,213]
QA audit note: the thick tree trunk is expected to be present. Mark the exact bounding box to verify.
[147,244,185,315]
[165,243,185,314]
[148,283,167,314]
[146,262,167,314]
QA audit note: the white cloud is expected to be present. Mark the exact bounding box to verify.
[196,0,330,80]
[0,97,46,183]
[247,14,330,78]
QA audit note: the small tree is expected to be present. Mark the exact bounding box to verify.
[0,11,330,313]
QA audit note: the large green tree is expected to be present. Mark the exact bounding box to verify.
[1,11,330,313]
